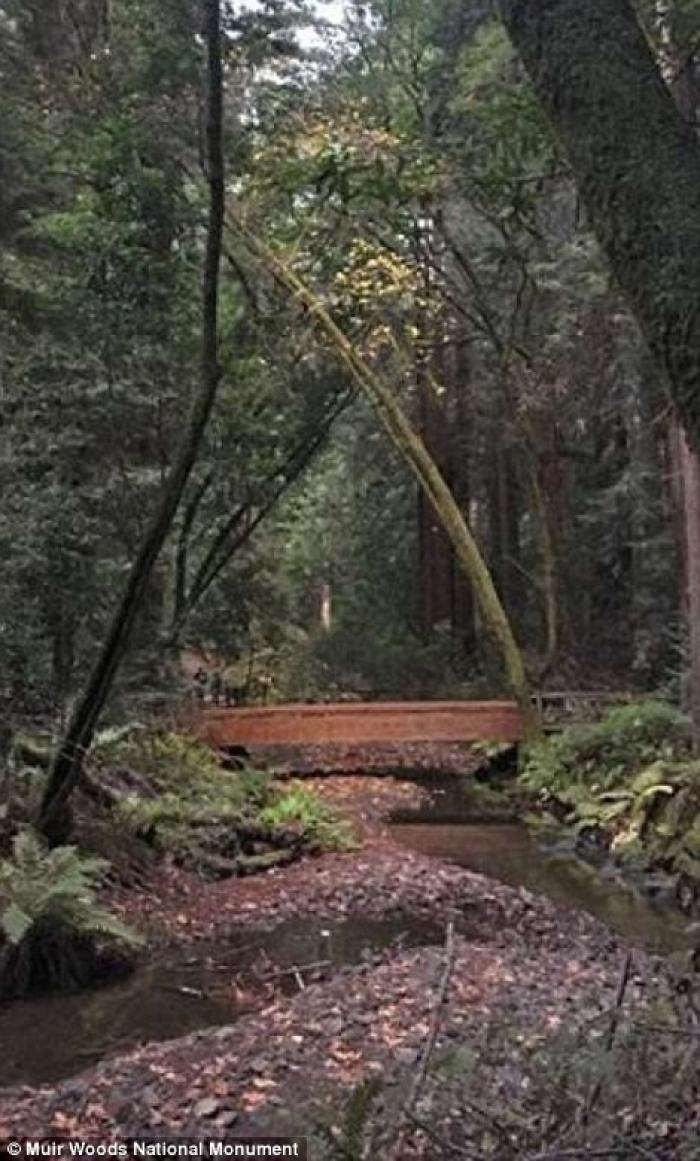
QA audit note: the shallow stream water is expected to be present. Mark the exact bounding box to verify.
[0,775,693,1089]
[390,774,692,955]
[0,913,441,1088]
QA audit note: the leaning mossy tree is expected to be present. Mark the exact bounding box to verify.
[230,215,541,740]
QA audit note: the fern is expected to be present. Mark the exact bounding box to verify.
[314,1075,384,1160]
[260,784,355,850]
[522,700,692,794]
[339,1075,384,1159]
[92,722,148,754]
[0,830,142,998]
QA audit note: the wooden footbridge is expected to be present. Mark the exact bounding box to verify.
[192,692,629,750]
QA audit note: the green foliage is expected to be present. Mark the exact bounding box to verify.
[0,830,137,947]
[456,21,514,99]
[0,0,331,717]
[99,729,228,792]
[121,767,270,840]
[0,830,141,998]
[114,730,272,841]
[522,701,692,795]
[272,414,481,698]
[0,0,690,719]
[272,422,431,701]
[522,703,700,902]
[260,784,355,851]
[319,624,478,700]
[92,722,149,754]
[112,729,352,863]
[451,18,558,220]
[278,621,478,702]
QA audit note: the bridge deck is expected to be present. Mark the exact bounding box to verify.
[194,700,525,748]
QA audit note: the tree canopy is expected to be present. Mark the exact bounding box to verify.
[1,0,697,746]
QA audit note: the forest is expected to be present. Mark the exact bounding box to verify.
[2,0,700,1156]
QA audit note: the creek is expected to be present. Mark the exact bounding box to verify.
[0,913,441,1088]
[390,773,693,955]
[0,774,693,1090]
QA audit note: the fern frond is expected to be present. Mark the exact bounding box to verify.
[0,828,141,954]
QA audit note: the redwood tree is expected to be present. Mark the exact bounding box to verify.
[498,0,700,449]
[498,0,700,734]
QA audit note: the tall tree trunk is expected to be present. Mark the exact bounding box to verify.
[498,0,700,450]
[417,365,455,634]
[501,373,559,673]
[668,414,692,620]
[676,423,700,728]
[318,582,333,632]
[527,456,559,678]
[415,216,455,637]
[653,0,700,732]
[447,335,477,656]
[499,0,700,733]
[38,0,225,842]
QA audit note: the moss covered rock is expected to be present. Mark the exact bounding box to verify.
[681,820,700,860]
[520,705,700,911]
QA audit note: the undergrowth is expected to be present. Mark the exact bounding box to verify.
[522,700,692,795]
[0,830,141,999]
[319,971,700,1159]
[521,700,700,907]
[109,729,354,871]
[95,728,254,798]
[260,783,355,851]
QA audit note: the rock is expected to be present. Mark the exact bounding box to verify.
[216,1110,239,1129]
[109,1096,135,1122]
[641,871,677,906]
[574,824,610,860]
[213,1027,233,1041]
[194,1097,220,1119]
[675,871,699,913]
[683,821,700,860]
[59,1082,89,1104]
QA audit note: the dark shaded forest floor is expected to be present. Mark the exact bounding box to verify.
[0,773,649,1154]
